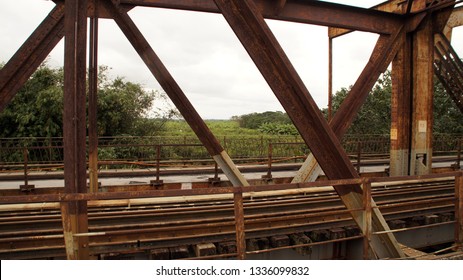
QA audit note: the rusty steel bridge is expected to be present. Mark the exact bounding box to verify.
[1,0,463,260]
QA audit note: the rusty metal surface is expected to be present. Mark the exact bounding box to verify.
[390,34,412,176]
[328,0,458,38]
[456,173,463,248]
[233,190,245,260]
[88,1,100,193]
[121,0,404,34]
[362,179,372,259]
[63,0,90,260]
[0,173,460,259]
[411,16,434,176]
[1,0,462,260]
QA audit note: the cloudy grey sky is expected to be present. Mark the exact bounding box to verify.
[1,0,462,119]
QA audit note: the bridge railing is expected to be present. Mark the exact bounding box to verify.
[0,134,461,172]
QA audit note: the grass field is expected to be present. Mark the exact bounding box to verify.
[160,119,265,137]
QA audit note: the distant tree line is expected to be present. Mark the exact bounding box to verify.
[233,70,462,135]
[231,111,298,135]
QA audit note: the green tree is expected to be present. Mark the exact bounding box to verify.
[0,65,64,138]
[329,70,462,135]
[0,63,177,138]
[96,76,154,136]
[433,80,463,134]
[233,111,292,129]
[331,71,392,135]
[258,122,299,136]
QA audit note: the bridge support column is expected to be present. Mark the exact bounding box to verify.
[410,16,434,175]
[390,16,434,176]
[63,0,89,259]
[88,1,99,194]
[456,172,463,250]
[390,34,412,176]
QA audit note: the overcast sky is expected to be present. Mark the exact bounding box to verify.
[1,0,462,119]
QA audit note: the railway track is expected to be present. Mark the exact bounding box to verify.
[0,178,457,259]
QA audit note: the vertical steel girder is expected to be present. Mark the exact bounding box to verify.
[213,0,404,259]
[328,38,333,122]
[63,0,89,259]
[391,12,448,176]
[456,173,463,249]
[88,1,100,193]
[102,0,249,187]
[411,16,434,175]
[390,33,413,176]
[0,3,65,112]
[233,188,246,260]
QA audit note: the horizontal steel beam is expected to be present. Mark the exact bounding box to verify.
[328,0,457,38]
[120,0,404,34]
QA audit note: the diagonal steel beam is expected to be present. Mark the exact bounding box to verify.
[0,3,65,112]
[293,13,426,183]
[213,0,404,259]
[102,0,249,187]
[121,0,403,35]
[292,32,404,182]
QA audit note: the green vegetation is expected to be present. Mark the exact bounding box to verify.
[327,70,463,135]
[433,80,463,134]
[0,64,461,140]
[1,64,461,167]
[0,64,177,138]
[231,111,298,136]
[327,71,392,135]
[160,119,261,137]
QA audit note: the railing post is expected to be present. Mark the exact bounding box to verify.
[23,148,29,187]
[20,148,34,192]
[150,144,163,187]
[362,178,372,259]
[455,172,463,250]
[456,138,461,170]
[357,141,362,174]
[262,142,273,180]
[156,144,161,182]
[233,187,246,259]
[214,161,219,180]
[260,136,264,159]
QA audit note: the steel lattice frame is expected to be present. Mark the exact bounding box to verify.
[1,0,462,259]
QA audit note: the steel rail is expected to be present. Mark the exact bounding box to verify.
[0,179,457,259]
